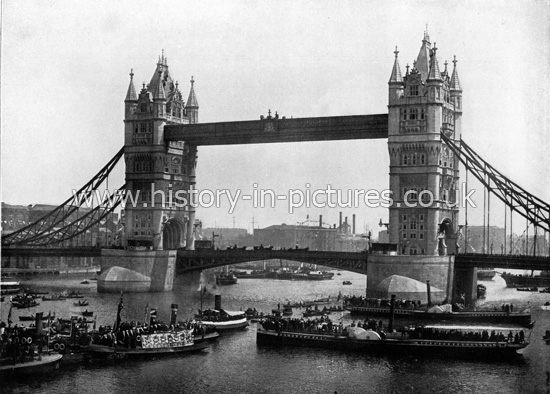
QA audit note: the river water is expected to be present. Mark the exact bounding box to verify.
[2,270,550,394]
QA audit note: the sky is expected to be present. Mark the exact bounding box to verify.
[1,0,549,237]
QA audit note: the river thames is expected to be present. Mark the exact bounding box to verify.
[2,270,550,394]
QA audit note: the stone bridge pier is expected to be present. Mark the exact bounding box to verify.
[98,249,176,292]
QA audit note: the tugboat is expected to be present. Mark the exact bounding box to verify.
[0,312,64,378]
[195,295,249,330]
[216,267,237,285]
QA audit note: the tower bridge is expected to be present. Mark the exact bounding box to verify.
[2,31,549,302]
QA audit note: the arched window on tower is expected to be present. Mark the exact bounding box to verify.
[420,154,426,165]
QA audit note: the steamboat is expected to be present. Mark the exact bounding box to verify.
[257,318,531,359]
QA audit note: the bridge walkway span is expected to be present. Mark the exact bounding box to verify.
[176,249,368,274]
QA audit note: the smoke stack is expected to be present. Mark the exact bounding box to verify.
[319,215,322,228]
[352,214,356,235]
[215,294,222,310]
[170,303,178,327]
[345,217,348,233]
[339,212,342,227]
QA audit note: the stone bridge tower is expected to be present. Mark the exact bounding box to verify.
[387,30,463,256]
[123,52,199,251]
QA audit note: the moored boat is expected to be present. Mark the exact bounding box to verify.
[66,291,84,299]
[257,318,531,359]
[196,309,249,330]
[477,269,496,281]
[234,270,267,279]
[12,299,40,309]
[89,297,214,358]
[516,287,538,292]
[42,294,67,301]
[89,329,209,358]
[0,281,21,295]
[0,353,63,378]
[346,304,532,327]
[501,270,550,288]
[79,310,94,317]
[305,271,334,280]
[216,271,237,285]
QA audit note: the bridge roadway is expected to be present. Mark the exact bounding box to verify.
[175,249,550,274]
[164,114,388,145]
[176,249,368,274]
[1,248,549,272]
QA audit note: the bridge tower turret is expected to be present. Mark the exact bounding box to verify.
[122,51,196,251]
[387,30,462,256]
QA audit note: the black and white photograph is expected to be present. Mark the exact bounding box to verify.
[1,1,549,393]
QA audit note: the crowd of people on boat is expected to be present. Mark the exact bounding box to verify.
[406,326,526,344]
[344,295,421,309]
[199,309,245,322]
[91,318,212,348]
[261,316,346,335]
[261,316,528,345]
[0,322,49,364]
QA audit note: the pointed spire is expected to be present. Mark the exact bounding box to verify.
[153,69,166,100]
[415,29,432,82]
[427,43,442,81]
[424,24,430,43]
[125,69,138,101]
[186,76,199,108]
[450,56,462,91]
[159,49,166,66]
[388,46,404,84]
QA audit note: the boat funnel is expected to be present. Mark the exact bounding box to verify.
[170,303,178,327]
